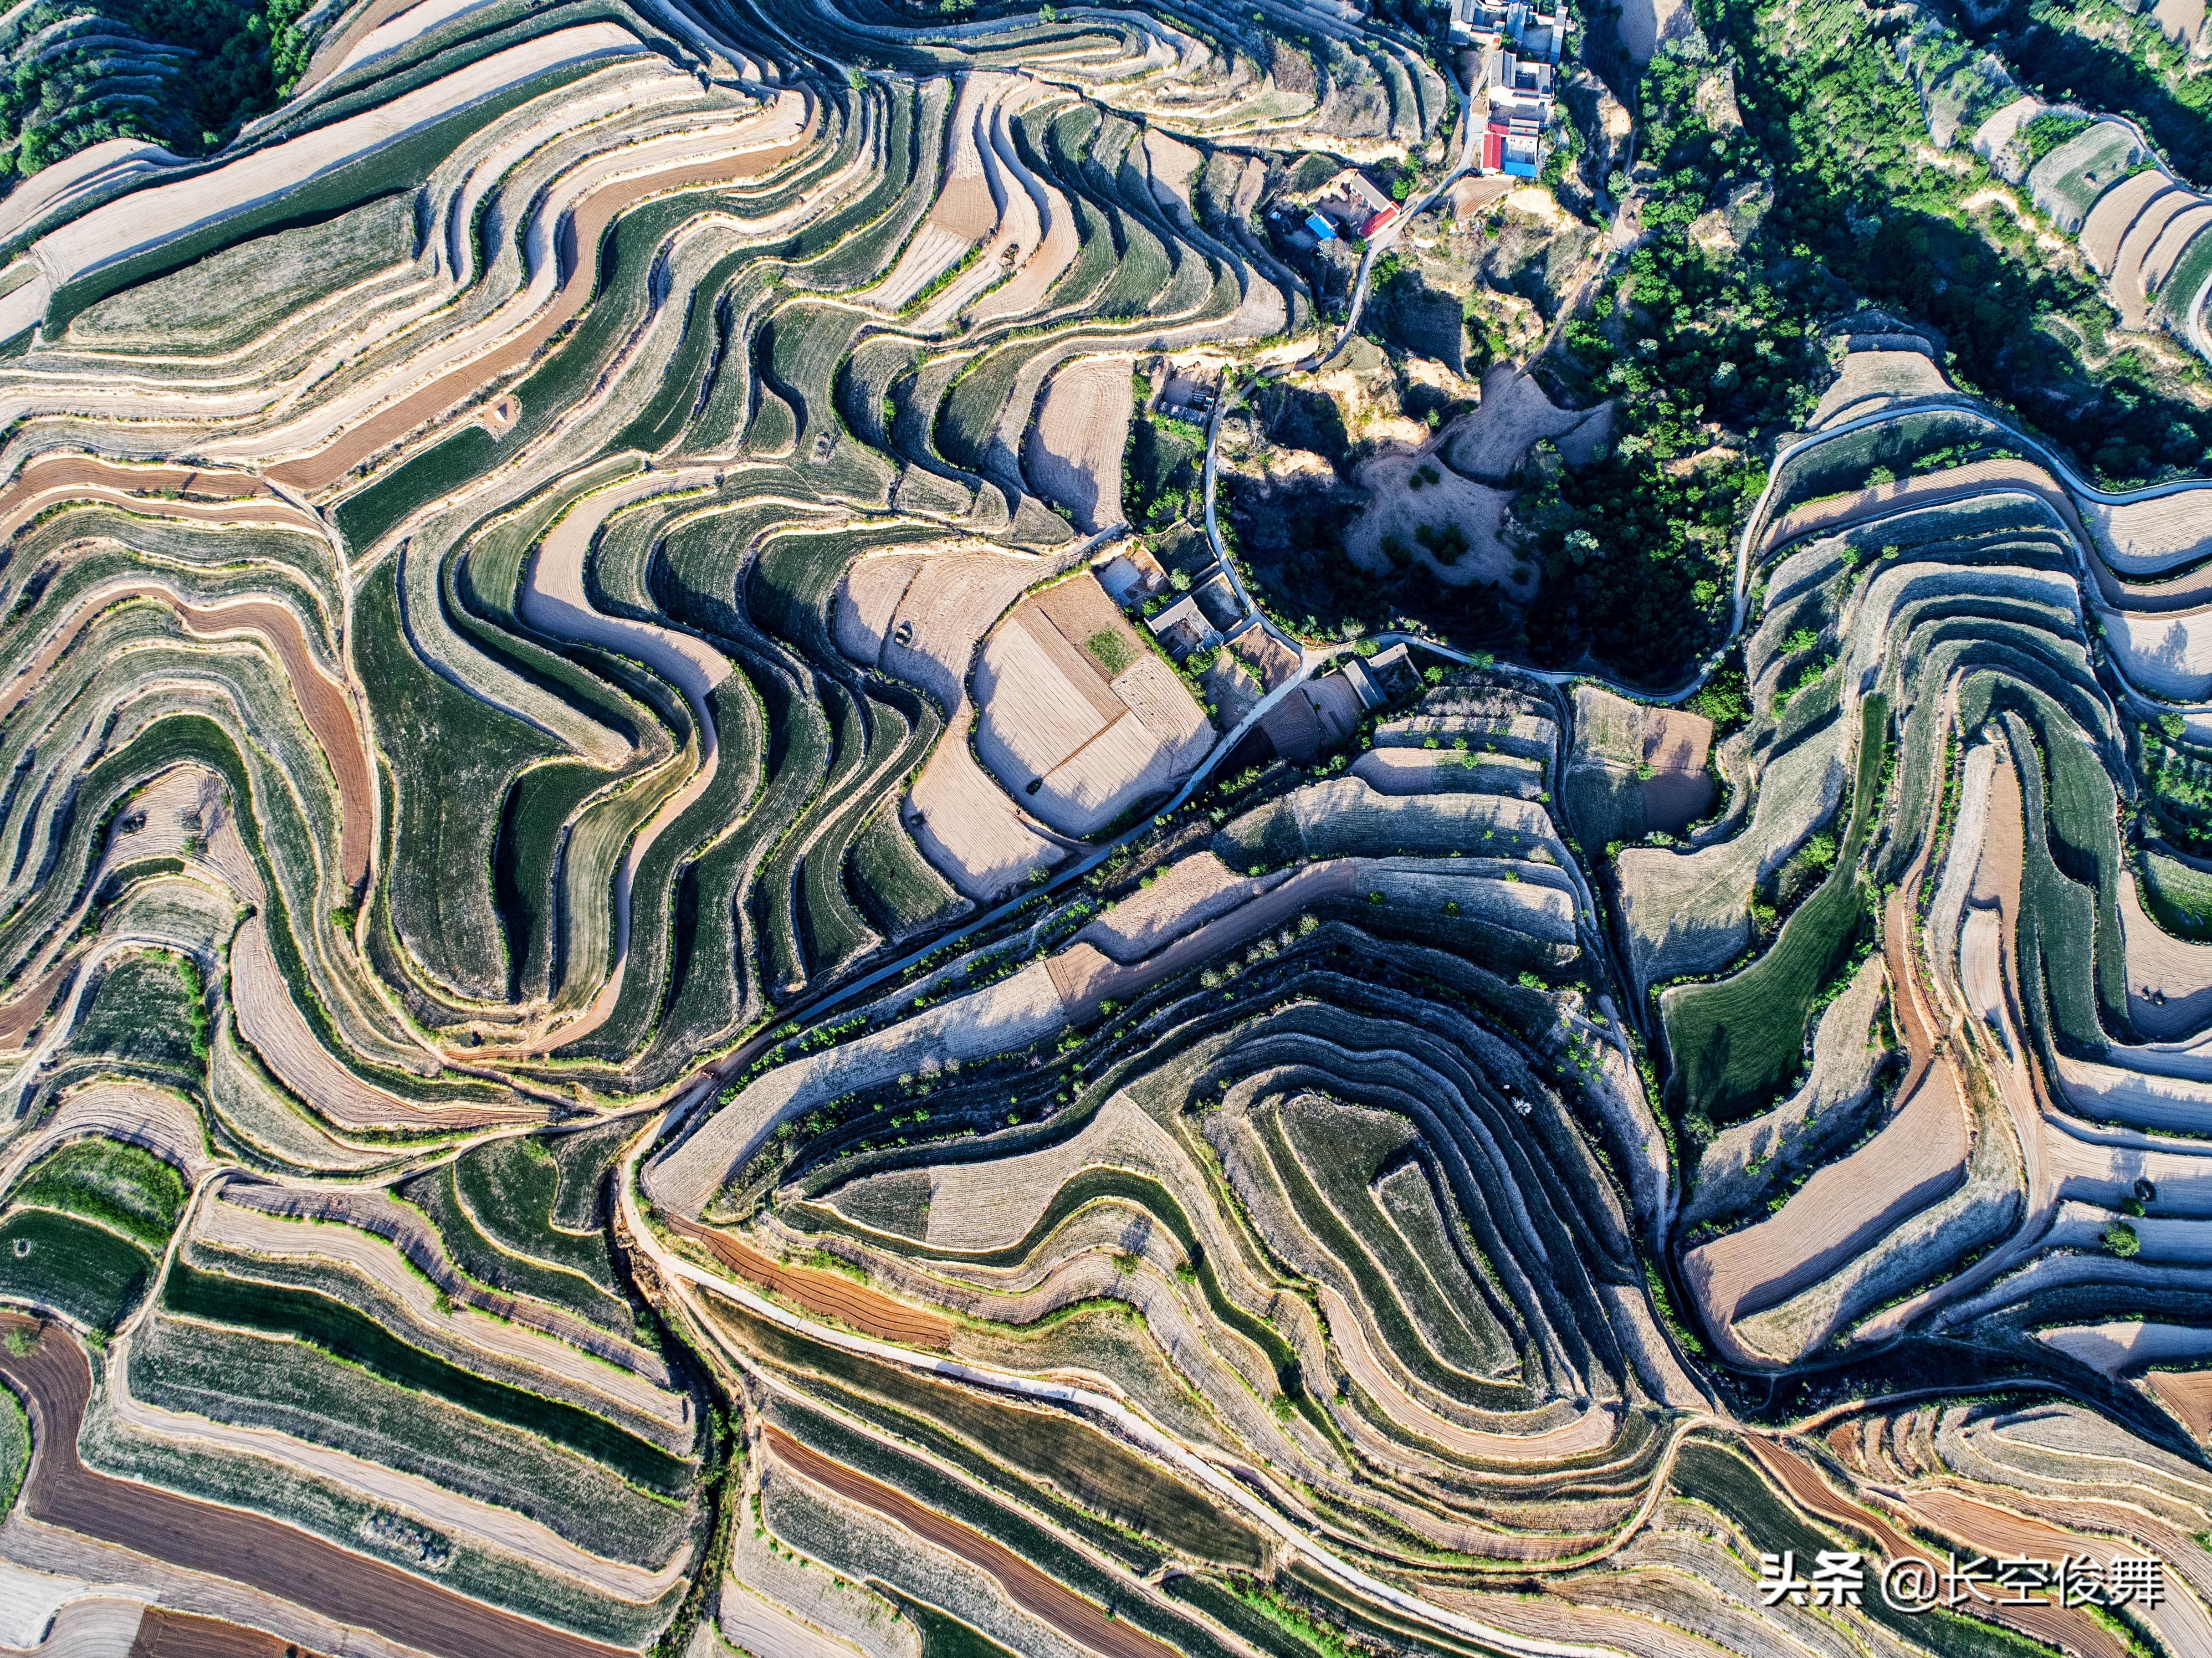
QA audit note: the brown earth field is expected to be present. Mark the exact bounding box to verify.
[0,959,74,1049]
[765,1424,1179,1658]
[0,1316,628,1658]
[0,455,312,546]
[1639,707,1713,834]
[0,585,367,888]
[129,1606,329,1658]
[172,594,372,887]
[1886,1490,2134,1658]
[1748,1437,2125,1658]
[2146,1369,2212,1442]
[673,1215,952,1349]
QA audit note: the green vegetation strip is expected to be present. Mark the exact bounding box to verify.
[0,1209,155,1330]
[7,1137,186,1249]
[163,1262,689,1492]
[1664,694,1889,1129]
[0,1379,24,1518]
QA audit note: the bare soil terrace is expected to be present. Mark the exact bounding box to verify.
[0,1316,627,1658]
[676,1216,952,1349]
[764,1425,1178,1658]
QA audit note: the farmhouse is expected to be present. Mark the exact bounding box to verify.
[974,573,1214,835]
[1454,0,1563,176]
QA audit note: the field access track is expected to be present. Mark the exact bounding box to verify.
[0,1319,630,1658]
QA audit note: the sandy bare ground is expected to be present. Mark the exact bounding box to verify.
[835,547,1076,896]
[969,91,1080,329]
[1809,348,1949,425]
[1045,861,1360,1021]
[1443,365,1614,480]
[974,578,1210,837]
[717,1578,866,1658]
[2100,601,2212,699]
[1071,852,1286,963]
[295,0,425,89]
[2154,0,2206,43]
[2,1592,148,1654]
[1318,1284,1617,1460]
[325,0,505,79]
[1686,1059,1968,1342]
[270,90,813,500]
[2081,172,2175,276]
[835,545,1043,710]
[2085,492,2212,576]
[2040,1319,2212,1378]
[763,1426,1178,1658]
[1142,131,1202,216]
[0,1318,629,1658]
[106,1322,684,1602]
[673,1215,952,1349]
[0,137,182,247]
[1639,707,1712,834]
[1026,357,1131,533]
[908,721,1072,898]
[2147,1368,2212,1441]
[230,917,531,1131]
[1961,907,2006,1035]
[2118,870,2212,1039]
[1347,447,1519,595]
[1615,0,1692,61]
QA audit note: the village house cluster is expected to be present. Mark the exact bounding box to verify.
[1452,0,1564,178]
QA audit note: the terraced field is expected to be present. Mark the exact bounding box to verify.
[3,0,2212,1648]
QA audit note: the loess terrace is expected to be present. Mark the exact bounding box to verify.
[0,0,2207,1651]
